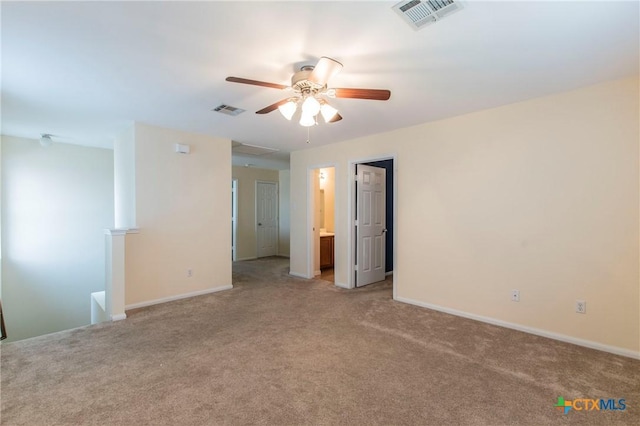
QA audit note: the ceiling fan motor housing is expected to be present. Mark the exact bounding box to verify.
[291,69,325,95]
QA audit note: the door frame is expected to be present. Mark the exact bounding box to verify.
[255,180,279,258]
[348,154,398,300]
[232,178,238,261]
[306,163,338,279]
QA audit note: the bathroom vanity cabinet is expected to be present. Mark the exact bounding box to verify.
[320,234,334,269]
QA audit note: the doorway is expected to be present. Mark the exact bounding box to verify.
[256,181,278,257]
[354,164,386,287]
[307,166,336,282]
[349,157,396,292]
[318,167,336,283]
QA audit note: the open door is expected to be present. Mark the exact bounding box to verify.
[355,164,386,287]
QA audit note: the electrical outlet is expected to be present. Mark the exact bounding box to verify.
[511,290,520,302]
[187,269,193,278]
[576,300,586,314]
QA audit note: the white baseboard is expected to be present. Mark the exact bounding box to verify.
[395,296,640,360]
[289,271,310,279]
[385,271,394,276]
[334,281,350,289]
[235,256,257,262]
[314,270,321,276]
[126,285,233,311]
[110,313,127,321]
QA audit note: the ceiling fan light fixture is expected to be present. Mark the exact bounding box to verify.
[278,100,297,120]
[299,112,316,127]
[301,96,321,116]
[320,103,339,123]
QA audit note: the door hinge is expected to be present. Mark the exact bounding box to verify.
[355,219,359,226]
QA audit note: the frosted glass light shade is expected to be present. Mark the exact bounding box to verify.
[301,96,321,116]
[278,100,297,120]
[299,112,316,127]
[320,103,339,123]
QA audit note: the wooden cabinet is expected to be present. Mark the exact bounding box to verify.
[320,235,334,269]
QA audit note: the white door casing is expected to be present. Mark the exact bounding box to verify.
[232,179,238,261]
[356,165,386,287]
[256,181,278,257]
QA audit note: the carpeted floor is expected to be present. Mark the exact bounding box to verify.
[1,257,639,425]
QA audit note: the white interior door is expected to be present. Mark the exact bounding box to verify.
[256,181,278,258]
[356,164,386,287]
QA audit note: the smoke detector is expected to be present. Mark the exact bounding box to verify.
[393,0,464,30]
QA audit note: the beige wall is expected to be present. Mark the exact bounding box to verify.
[124,123,232,305]
[232,166,279,260]
[279,170,291,257]
[290,76,639,355]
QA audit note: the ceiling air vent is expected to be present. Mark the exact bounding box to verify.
[392,0,464,30]
[212,104,245,116]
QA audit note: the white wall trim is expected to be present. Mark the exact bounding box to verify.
[110,313,127,321]
[395,296,640,360]
[334,281,349,289]
[104,228,128,236]
[289,271,310,279]
[126,285,233,311]
[235,256,257,262]
[104,228,139,236]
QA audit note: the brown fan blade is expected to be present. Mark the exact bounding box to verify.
[256,98,289,114]
[309,57,343,86]
[329,113,342,123]
[334,88,391,101]
[226,77,288,90]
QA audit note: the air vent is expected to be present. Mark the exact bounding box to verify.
[212,104,246,116]
[232,142,279,156]
[392,0,463,30]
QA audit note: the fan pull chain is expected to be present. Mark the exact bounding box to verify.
[306,126,310,144]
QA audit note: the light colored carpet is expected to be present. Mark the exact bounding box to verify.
[1,257,638,425]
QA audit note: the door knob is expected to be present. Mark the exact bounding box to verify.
[258,223,262,226]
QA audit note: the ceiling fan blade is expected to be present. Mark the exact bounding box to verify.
[226,77,288,90]
[256,98,289,114]
[329,113,342,123]
[309,57,343,86]
[334,88,391,101]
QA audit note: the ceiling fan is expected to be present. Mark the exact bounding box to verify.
[226,57,391,127]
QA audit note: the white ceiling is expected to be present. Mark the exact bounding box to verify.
[2,1,638,169]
